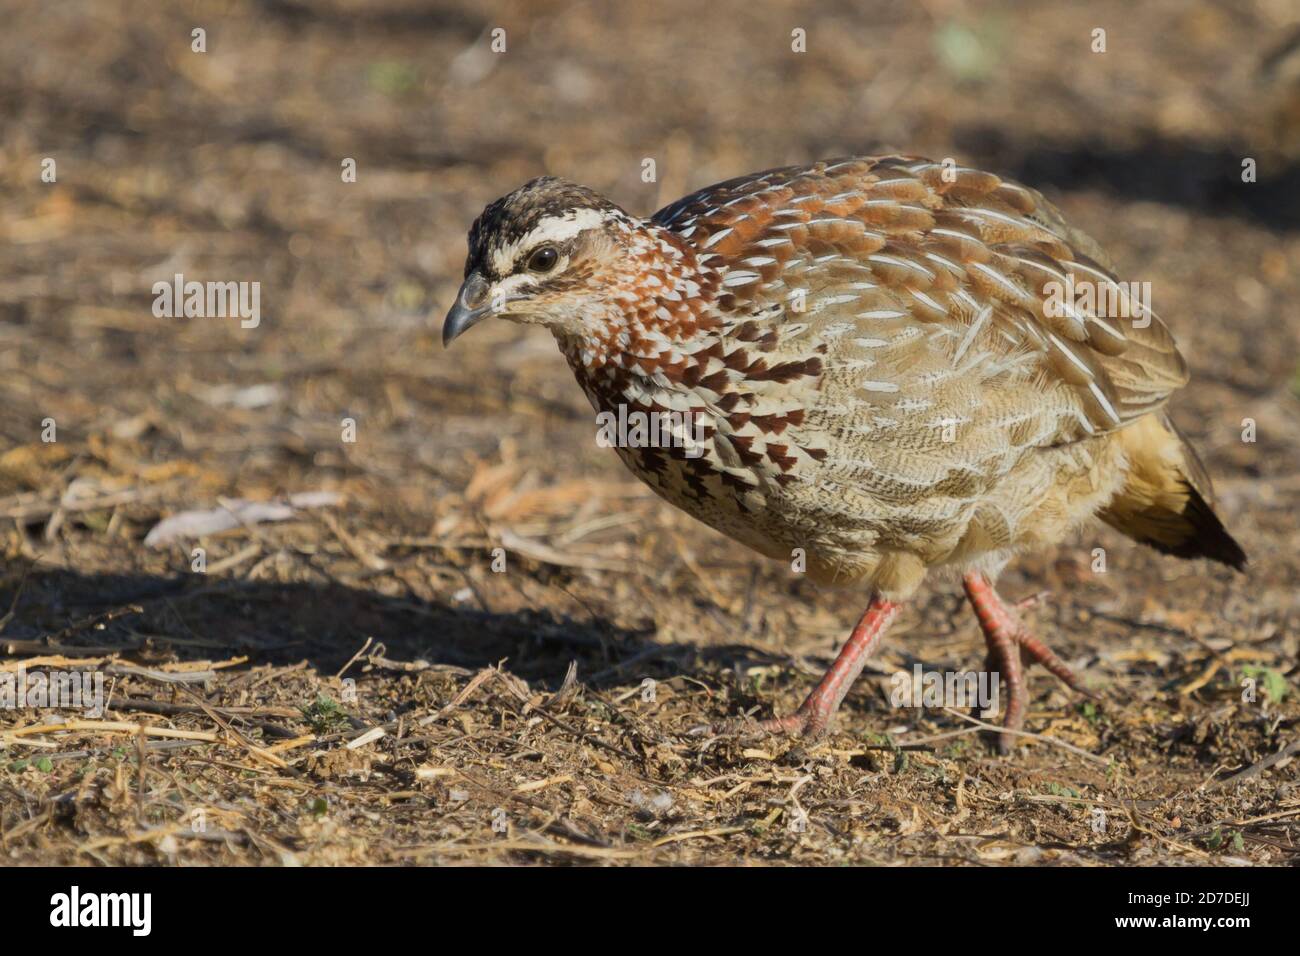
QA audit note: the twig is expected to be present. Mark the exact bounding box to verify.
[1204,737,1300,791]
[495,672,641,761]
[2,604,143,656]
[205,543,263,576]
[108,697,299,739]
[1,638,142,657]
[3,720,218,743]
[2,483,178,523]
[417,666,497,726]
[1120,806,1210,859]
[940,707,1109,765]
[652,824,750,847]
[320,512,389,571]
[451,766,611,848]
[105,664,215,684]
[334,636,374,680]
[175,686,291,771]
[135,725,147,822]
[897,725,984,747]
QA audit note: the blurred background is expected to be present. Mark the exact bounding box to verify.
[0,0,1298,864]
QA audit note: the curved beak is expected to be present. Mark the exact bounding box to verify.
[442,272,493,347]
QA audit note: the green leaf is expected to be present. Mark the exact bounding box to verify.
[367,61,419,97]
[1240,665,1289,704]
[1044,782,1081,799]
[300,694,350,734]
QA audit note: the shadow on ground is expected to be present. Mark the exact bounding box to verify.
[1,567,808,695]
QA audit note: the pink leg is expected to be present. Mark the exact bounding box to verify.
[962,571,1094,753]
[753,596,901,738]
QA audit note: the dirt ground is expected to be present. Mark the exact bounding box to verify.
[2,0,1299,866]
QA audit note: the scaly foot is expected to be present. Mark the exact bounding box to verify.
[963,572,1095,753]
[722,596,901,739]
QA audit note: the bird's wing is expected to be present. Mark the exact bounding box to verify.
[653,156,1189,446]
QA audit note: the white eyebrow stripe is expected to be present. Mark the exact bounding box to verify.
[490,207,609,274]
[524,207,609,244]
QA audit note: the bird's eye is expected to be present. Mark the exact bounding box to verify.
[526,246,559,273]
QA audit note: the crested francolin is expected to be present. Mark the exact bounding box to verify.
[444,157,1246,750]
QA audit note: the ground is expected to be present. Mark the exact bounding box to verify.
[1,0,1299,865]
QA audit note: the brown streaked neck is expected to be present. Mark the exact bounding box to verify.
[557,219,725,376]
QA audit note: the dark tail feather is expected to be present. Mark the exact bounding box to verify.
[1140,482,1248,571]
[1099,415,1247,572]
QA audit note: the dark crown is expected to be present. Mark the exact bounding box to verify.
[465,177,622,278]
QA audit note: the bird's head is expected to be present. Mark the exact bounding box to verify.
[443,177,716,363]
[443,177,637,346]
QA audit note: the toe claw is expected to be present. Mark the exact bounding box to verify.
[1014,590,1052,612]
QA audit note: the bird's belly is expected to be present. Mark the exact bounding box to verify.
[606,438,899,580]
[607,420,1126,588]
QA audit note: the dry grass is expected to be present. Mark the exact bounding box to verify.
[1,0,1299,865]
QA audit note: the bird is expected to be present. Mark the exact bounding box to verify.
[443,156,1246,751]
